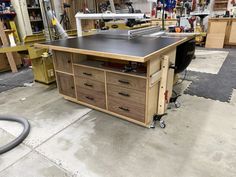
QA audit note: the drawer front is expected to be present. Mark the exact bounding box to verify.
[74,66,105,82]
[77,87,106,109]
[54,51,72,73]
[75,77,105,93]
[56,72,76,98]
[107,84,145,104]
[106,72,146,91]
[108,97,145,123]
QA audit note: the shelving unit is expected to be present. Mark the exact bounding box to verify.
[26,0,44,33]
[0,0,21,72]
[213,0,229,11]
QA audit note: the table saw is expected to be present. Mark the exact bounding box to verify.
[35,29,195,128]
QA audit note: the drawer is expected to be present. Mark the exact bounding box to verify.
[74,66,105,82]
[75,77,105,93]
[107,84,145,104]
[106,72,146,91]
[54,51,72,73]
[77,87,106,109]
[108,97,145,123]
[56,72,76,98]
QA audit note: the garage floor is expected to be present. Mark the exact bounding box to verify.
[0,49,236,177]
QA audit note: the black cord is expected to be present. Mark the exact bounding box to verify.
[172,89,178,97]
[175,70,188,86]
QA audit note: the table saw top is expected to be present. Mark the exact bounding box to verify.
[35,34,193,63]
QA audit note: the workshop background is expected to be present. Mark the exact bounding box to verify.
[0,0,236,177]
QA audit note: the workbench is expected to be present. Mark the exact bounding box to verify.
[36,34,193,128]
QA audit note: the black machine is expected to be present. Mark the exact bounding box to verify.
[175,39,196,73]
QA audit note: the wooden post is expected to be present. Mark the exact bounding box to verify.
[157,55,169,115]
[0,20,18,72]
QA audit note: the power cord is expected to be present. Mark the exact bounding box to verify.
[175,70,188,86]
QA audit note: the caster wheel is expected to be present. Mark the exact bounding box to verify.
[150,122,156,129]
[175,101,181,108]
[159,120,166,129]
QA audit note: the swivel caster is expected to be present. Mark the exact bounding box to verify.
[170,95,181,108]
[159,120,166,129]
[151,113,167,129]
[174,101,181,108]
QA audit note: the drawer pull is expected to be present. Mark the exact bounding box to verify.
[118,80,130,85]
[84,83,93,87]
[119,107,130,112]
[83,72,92,76]
[71,86,75,90]
[67,60,71,64]
[118,92,130,97]
[86,96,94,101]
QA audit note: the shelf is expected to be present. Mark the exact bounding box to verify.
[0,0,11,2]
[27,7,41,10]
[32,31,43,34]
[0,12,16,15]
[4,29,14,33]
[74,60,147,78]
[214,8,227,11]
[30,19,43,22]
[214,1,228,4]
[0,12,16,19]
[214,0,228,2]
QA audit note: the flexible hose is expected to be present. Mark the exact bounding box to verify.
[0,116,30,155]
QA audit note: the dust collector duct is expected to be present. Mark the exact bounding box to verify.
[0,116,30,155]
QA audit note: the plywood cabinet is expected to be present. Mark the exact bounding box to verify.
[207,18,236,48]
[52,49,176,127]
[229,21,236,44]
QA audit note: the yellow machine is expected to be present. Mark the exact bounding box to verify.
[23,34,56,84]
[195,23,207,46]
[29,51,55,84]
[105,20,151,30]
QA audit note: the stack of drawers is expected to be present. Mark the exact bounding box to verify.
[74,66,106,109]
[106,73,146,123]
[54,51,148,124]
[73,65,147,123]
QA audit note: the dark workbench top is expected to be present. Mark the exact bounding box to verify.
[36,34,192,62]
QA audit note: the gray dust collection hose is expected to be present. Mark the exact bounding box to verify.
[0,116,30,155]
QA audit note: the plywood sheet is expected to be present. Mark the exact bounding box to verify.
[208,21,227,33]
[206,21,227,48]
[229,22,236,44]
[38,34,186,58]
[205,34,226,48]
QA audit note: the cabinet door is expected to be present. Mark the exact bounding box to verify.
[229,21,236,44]
[54,51,72,73]
[56,72,76,98]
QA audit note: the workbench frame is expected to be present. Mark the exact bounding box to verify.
[35,35,193,128]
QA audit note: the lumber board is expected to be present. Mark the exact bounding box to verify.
[205,21,227,48]
[0,20,18,72]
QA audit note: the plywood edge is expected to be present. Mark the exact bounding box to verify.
[35,43,145,63]
[143,36,194,62]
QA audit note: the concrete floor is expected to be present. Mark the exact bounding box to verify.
[0,50,236,177]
